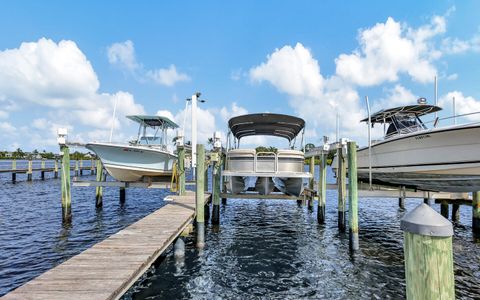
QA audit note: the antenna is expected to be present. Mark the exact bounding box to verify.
[109,98,118,142]
[434,75,438,126]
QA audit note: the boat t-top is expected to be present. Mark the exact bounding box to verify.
[86,115,179,182]
[223,113,312,196]
[333,99,480,192]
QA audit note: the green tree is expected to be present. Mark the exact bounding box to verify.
[12,148,24,159]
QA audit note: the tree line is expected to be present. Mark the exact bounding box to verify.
[0,148,93,160]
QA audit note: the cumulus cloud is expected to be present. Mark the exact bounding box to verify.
[439,91,480,122]
[146,65,190,86]
[372,84,418,112]
[336,16,445,86]
[442,34,480,54]
[0,38,145,148]
[219,102,248,123]
[446,73,458,80]
[107,40,139,71]
[107,40,190,87]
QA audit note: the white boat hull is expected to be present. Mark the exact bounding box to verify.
[86,143,176,182]
[335,124,480,192]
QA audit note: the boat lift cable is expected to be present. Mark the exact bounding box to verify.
[365,96,372,190]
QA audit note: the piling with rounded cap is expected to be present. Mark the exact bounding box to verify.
[196,144,205,224]
[401,203,454,299]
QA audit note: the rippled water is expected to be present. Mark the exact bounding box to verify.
[1,167,479,299]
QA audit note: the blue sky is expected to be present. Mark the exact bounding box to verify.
[0,1,479,151]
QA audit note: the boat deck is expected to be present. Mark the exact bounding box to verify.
[2,192,210,300]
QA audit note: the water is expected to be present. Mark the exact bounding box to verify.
[1,167,479,299]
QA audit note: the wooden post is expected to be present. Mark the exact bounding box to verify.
[337,144,346,232]
[317,152,327,224]
[119,187,126,204]
[75,160,79,177]
[451,204,460,223]
[424,197,430,205]
[60,146,72,222]
[399,186,405,209]
[11,159,16,183]
[221,154,227,205]
[401,204,455,299]
[90,159,95,175]
[54,160,58,179]
[41,158,46,180]
[95,160,104,208]
[27,159,33,181]
[308,157,315,210]
[178,146,186,196]
[441,200,449,219]
[473,192,480,235]
[212,155,221,224]
[196,144,205,249]
[347,141,359,251]
[79,159,83,176]
[204,164,209,192]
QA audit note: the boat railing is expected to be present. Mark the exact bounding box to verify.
[422,110,480,126]
[255,152,277,173]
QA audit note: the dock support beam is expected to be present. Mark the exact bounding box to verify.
[451,204,460,223]
[399,186,405,209]
[401,204,455,300]
[441,200,449,219]
[27,160,33,181]
[54,160,58,179]
[119,187,126,204]
[473,192,480,235]
[337,144,346,232]
[60,145,72,222]
[196,144,205,249]
[95,160,104,208]
[212,155,221,224]
[75,160,79,177]
[178,146,186,196]
[308,157,315,210]
[424,197,430,205]
[348,141,359,251]
[317,152,327,224]
[41,159,45,180]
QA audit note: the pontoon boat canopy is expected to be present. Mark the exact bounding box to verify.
[228,113,305,141]
[361,105,442,124]
[126,115,179,129]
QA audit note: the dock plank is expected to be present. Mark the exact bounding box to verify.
[2,193,211,300]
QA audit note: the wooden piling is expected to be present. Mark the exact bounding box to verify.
[401,204,455,299]
[119,187,126,204]
[337,145,346,232]
[178,146,186,196]
[399,186,406,209]
[27,159,33,181]
[308,157,315,210]
[75,160,79,177]
[95,160,104,208]
[196,144,205,224]
[451,204,460,223]
[79,159,83,176]
[60,146,72,222]
[317,152,327,224]
[441,200,449,219]
[424,197,430,205]
[53,159,59,178]
[221,155,227,205]
[212,155,221,224]
[11,159,16,183]
[347,141,359,251]
[473,192,480,234]
[90,159,95,175]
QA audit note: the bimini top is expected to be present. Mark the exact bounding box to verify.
[228,113,305,141]
[360,104,442,124]
[126,115,179,129]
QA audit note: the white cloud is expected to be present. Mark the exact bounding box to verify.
[107,40,190,87]
[442,34,480,54]
[156,110,176,122]
[439,91,480,121]
[373,84,418,112]
[250,43,323,98]
[147,65,190,86]
[220,102,248,123]
[446,73,458,80]
[107,40,139,71]
[336,16,445,86]
[0,38,146,149]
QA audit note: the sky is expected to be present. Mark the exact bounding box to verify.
[0,1,479,151]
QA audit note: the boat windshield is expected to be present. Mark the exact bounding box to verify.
[385,113,426,138]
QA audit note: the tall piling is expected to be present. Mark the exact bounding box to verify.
[119,187,126,204]
[309,157,315,210]
[473,192,480,235]
[441,200,449,219]
[212,154,221,224]
[401,204,455,299]
[178,146,186,196]
[75,160,79,177]
[348,141,359,251]
[41,159,45,180]
[196,144,205,249]
[60,146,72,222]
[27,160,33,181]
[54,159,58,179]
[79,160,83,176]
[11,159,16,183]
[317,152,327,223]
[337,144,346,232]
[95,160,104,208]
[451,204,460,223]
[399,186,406,209]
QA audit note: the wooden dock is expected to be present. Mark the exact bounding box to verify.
[2,192,210,300]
